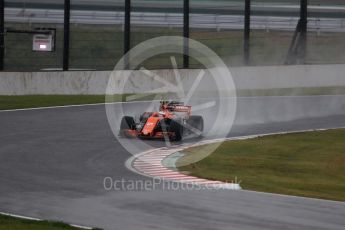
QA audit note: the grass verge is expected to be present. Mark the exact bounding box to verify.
[237,86,345,97]
[0,95,106,110]
[0,94,157,110]
[1,87,345,111]
[0,214,102,230]
[177,129,345,201]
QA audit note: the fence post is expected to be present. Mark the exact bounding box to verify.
[0,0,4,71]
[244,0,251,65]
[183,0,189,69]
[299,0,307,64]
[63,0,70,71]
[124,0,131,69]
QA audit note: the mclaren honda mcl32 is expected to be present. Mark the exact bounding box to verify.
[119,101,204,141]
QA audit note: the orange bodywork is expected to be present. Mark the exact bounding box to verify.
[141,116,161,136]
[121,102,192,139]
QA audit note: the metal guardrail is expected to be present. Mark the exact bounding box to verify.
[5,8,345,32]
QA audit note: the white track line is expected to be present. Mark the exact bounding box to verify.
[0,100,156,113]
[2,95,344,113]
[0,212,93,229]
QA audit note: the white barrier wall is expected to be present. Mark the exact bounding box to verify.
[0,65,345,95]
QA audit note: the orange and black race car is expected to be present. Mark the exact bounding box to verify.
[119,101,204,141]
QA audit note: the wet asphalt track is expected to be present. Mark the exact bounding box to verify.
[1,96,345,230]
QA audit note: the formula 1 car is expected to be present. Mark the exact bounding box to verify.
[119,101,204,141]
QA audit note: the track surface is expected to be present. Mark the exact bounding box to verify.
[1,96,345,230]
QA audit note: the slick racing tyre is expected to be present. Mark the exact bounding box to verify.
[119,116,136,136]
[169,119,183,141]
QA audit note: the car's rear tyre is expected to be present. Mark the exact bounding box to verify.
[187,115,204,136]
[119,116,136,136]
[170,119,183,141]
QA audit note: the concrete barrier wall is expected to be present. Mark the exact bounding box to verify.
[0,64,344,95]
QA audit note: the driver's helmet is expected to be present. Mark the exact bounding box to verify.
[160,100,169,110]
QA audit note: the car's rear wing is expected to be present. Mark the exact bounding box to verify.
[167,105,191,115]
[159,101,192,115]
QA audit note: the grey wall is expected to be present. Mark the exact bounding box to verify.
[0,64,344,95]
